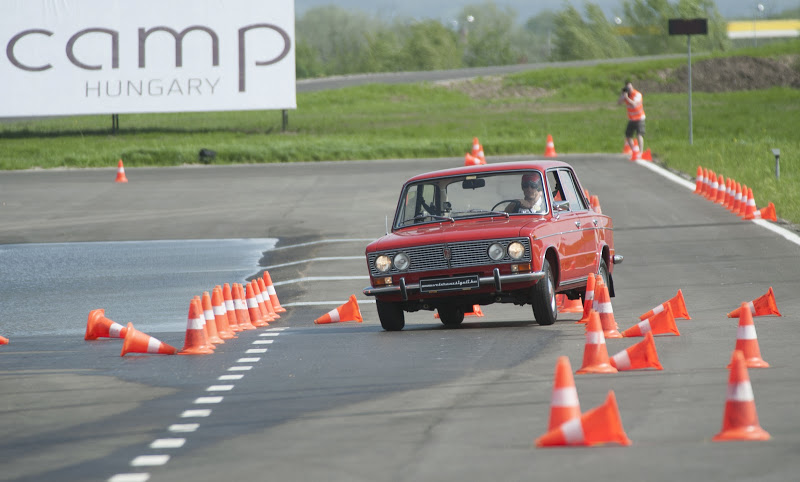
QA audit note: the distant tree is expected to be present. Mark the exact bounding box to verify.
[399,20,462,71]
[296,6,380,76]
[552,3,634,61]
[524,10,558,61]
[295,40,325,78]
[457,2,518,67]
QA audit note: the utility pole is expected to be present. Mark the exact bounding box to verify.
[668,18,708,146]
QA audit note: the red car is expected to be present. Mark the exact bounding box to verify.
[363,161,622,331]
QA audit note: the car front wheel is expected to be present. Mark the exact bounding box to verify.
[377,300,405,331]
[437,306,465,327]
[531,259,557,326]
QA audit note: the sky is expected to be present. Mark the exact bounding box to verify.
[296,1,800,22]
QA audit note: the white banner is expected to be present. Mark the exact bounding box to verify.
[1,0,295,117]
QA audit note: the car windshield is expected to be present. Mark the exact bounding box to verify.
[395,171,549,228]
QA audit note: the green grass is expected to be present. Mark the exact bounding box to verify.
[1,41,798,224]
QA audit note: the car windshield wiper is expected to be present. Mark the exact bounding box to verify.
[400,214,454,226]
[452,210,509,219]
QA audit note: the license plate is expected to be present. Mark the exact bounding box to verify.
[419,275,480,293]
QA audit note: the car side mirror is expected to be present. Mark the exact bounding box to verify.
[553,200,570,212]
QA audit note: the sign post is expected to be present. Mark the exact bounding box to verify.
[668,18,708,145]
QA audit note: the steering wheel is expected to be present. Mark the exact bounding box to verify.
[492,199,520,212]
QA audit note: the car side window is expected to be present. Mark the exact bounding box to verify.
[554,170,587,211]
[546,171,563,202]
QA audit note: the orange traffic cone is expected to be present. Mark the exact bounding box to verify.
[727,302,769,368]
[610,332,663,370]
[245,281,269,327]
[471,137,486,162]
[577,311,617,374]
[743,188,757,219]
[641,148,652,161]
[577,273,596,324]
[622,304,680,337]
[0,335,9,345]
[751,202,777,222]
[629,143,641,161]
[705,170,717,200]
[639,289,691,320]
[590,195,601,213]
[262,271,286,313]
[211,287,236,339]
[594,281,622,338]
[234,283,257,330]
[465,304,484,317]
[85,309,129,340]
[544,135,557,157]
[712,350,770,442]
[179,299,214,355]
[222,283,241,332]
[559,296,584,314]
[121,323,177,356]
[623,141,632,155]
[732,182,744,215]
[202,292,225,344]
[693,166,704,193]
[714,174,726,204]
[536,390,632,447]
[737,184,749,217]
[546,356,581,432]
[723,179,736,211]
[114,159,128,183]
[314,295,363,324]
[727,287,781,318]
[257,278,279,320]
[464,153,483,166]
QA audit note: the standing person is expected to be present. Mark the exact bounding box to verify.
[618,80,645,159]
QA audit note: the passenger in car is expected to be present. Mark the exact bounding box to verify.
[506,173,546,214]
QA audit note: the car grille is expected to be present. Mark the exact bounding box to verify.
[367,238,531,277]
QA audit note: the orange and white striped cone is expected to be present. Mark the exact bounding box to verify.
[251,280,274,323]
[693,166,704,194]
[262,271,286,313]
[699,168,709,197]
[577,273,596,324]
[594,282,622,338]
[639,289,691,321]
[212,287,236,339]
[222,283,241,332]
[202,291,225,344]
[623,141,632,155]
[546,356,581,432]
[114,159,128,183]
[622,304,680,337]
[629,143,641,161]
[121,323,177,356]
[465,304,484,317]
[576,311,617,374]
[471,137,486,163]
[751,202,777,222]
[314,295,363,324]
[246,281,269,327]
[559,296,584,314]
[705,170,717,200]
[732,182,744,215]
[641,148,652,161]
[179,300,214,355]
[234,283,257,330]
[1,335,9,345]
[193,297,217,350]
[464,153,482,166]
[712,350,770,442]
[257,278,279,320]
[610,331,663,370]
[713,174,726,204]
[85,309,129,340]
[737,184,749,218]
[544,134,557,157]
[727,303,769,368]
[743,187,757,219]
[727,287,781,318]
[536,391,632,447]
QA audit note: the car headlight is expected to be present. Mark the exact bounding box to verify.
[393,252,410,271]
[488,243,505,261]
[508,242,525,260]
[375,255,392,272]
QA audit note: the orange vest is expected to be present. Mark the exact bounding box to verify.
[626,89,645,121]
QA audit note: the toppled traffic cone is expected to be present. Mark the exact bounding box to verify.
[536,391,632,447]
[179,299,214,355]
[577,311,617,374]
[114,159,128,183]
[0,335,8,345]
[121,323,177,356]
[622,304,680,337]
[466,304,484,317]
[727,287,781,318]
[610,332,663,371]
[262,271,286,313]
[727,302,769,368]
[464,153,484,166]
[315,295,363,324]
[577,273,596,324]
[712,350,770,442]
[85,309,129,340]
[594,281,622,338]
[751,202,777,222]
[544,134,557,157]
[639,289,690,321]
[546,356,581,431]
[641,148,652,161]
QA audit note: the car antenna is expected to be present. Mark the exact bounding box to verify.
[385,215,389,235]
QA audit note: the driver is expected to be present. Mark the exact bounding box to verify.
[506,173,546,214]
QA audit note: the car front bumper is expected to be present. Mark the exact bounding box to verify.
[363,268,545,301]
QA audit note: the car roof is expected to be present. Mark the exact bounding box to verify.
[405,160,573,183]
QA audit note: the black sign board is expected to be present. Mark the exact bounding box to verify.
[668,18,708,35]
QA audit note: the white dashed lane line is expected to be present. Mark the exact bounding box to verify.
[108,312,288,481]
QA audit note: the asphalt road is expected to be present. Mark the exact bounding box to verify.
[2,154,800,482]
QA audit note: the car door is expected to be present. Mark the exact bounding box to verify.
[547,169,596,286]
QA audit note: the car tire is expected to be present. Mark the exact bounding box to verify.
[437,306,465,327]
[597,258,610,289]
[531,259,557,326]
[377,300,405,331]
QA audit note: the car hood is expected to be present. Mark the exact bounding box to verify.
[366,217,546,252]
